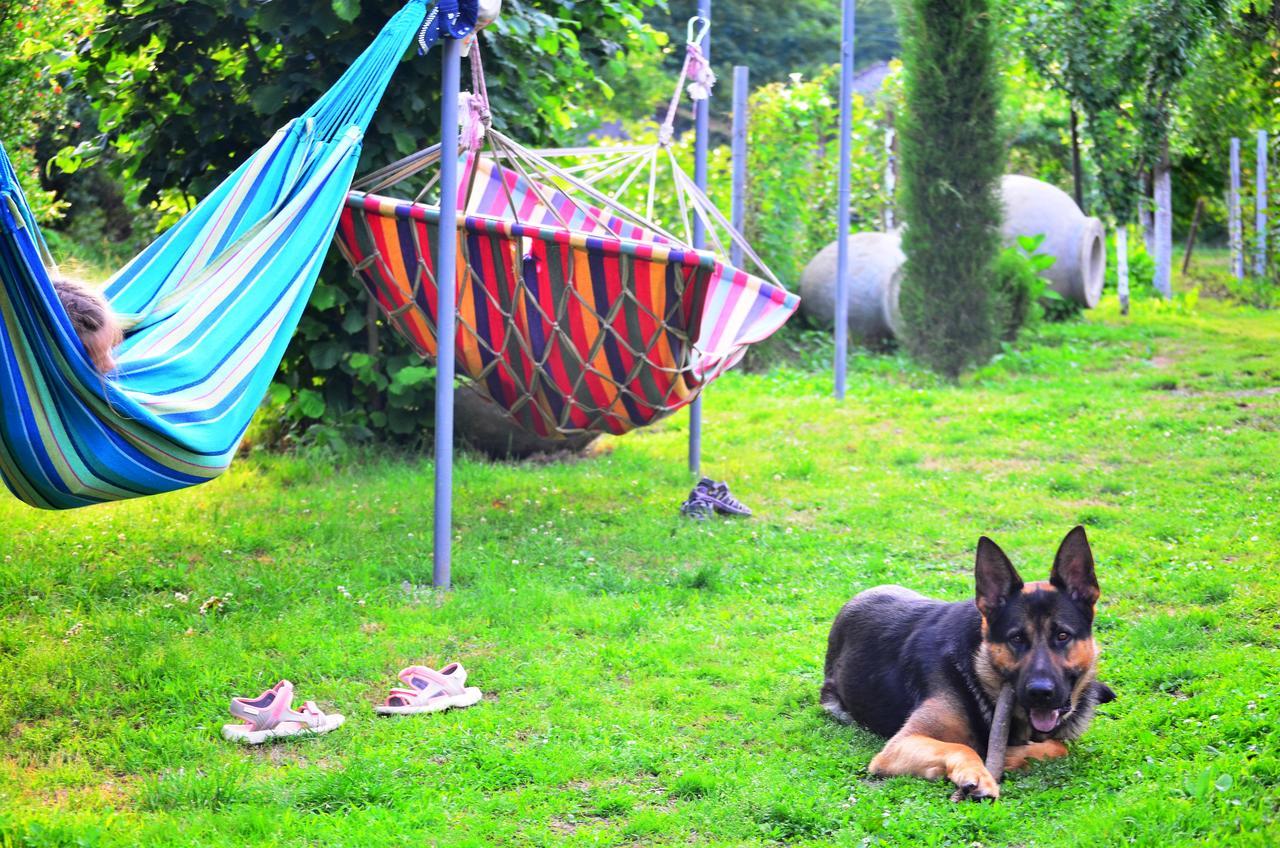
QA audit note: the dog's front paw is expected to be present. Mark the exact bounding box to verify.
[949,765,1000,802]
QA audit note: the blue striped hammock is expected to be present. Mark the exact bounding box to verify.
[0,0,452,510]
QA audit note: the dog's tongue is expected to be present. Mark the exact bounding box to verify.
[1030,708,1061,733]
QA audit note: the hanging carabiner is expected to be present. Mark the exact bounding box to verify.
[686,15,710,47]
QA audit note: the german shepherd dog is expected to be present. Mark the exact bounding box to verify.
[820,527,1115,801]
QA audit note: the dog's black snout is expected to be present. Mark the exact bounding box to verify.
[1026,678,1056,705]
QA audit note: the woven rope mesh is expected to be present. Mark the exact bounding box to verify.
[335,143,797,439]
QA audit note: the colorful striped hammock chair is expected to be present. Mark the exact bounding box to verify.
[336,34,799,438]
[0,0,464,509]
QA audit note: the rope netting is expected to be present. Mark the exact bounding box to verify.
[334,29,797,438]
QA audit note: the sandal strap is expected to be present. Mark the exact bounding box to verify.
[398,665,464,697]
[292,700,327,728]
[229,680,295,731]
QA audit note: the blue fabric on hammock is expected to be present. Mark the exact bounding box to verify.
[0,0,452,509]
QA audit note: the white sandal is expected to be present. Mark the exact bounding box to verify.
[222,679,344,744]
[375,663,483,715]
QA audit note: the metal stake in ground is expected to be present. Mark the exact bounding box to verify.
[834,0,856,400]
[433,37,463,590]
[688,0,711,475]
[731,66,748,270]
[1257,129,1269,277]
[1230,137,1243,279]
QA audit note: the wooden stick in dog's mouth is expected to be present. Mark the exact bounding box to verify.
[985,684,1015,784]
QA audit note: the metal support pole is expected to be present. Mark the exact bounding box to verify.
[688,0,710,476]
[883,125,896,232]
[433,37,463,589]
[1116,225,1129,316]
[1230,137,1243,279]
[1257,129,1269,277]
[834,0,855,399]
[730,66,749,269]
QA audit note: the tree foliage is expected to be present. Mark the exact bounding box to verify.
[0,0,94,222]
[896,0,1004,378]
[1011,0,1230,223]
[651,0,900,87]
[1175,2,1278,251]
[71,0,664,204]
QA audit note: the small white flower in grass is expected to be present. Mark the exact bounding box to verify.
[408,532,415,538]
[512,559,520,565]
[174,592,189,603]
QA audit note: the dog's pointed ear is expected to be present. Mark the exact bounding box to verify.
[1091,681,1117,704]
[975,536,1023,620]
[1050,525,1100,616]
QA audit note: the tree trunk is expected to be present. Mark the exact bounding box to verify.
[1230,137,1244,279]
[1153,146,1173,298]
[1070,108,1085,213]
[1117,225,1129,316]
[1182,197,1204,275]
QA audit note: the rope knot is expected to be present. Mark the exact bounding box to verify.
[684,43,716,102]
[460,91,491,151]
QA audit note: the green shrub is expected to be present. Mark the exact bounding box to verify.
[992,237,1049,341]
[1103,229,1156,294]
[990,232,1084,340]
[742,67,898,286]
[896,0,1005,378]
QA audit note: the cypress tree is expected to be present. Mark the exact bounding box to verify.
[896,0,1004,378]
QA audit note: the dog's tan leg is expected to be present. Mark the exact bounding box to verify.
[867,696,999,800]
[1003,739,1069,771]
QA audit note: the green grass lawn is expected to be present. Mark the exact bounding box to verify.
[2,295,1278,846]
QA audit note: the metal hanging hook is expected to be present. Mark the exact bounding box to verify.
[686,15,710,46]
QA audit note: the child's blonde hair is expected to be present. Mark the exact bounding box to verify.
[52,277,123,374]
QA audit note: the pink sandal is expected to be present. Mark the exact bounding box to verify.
[376,663,483,715]
[222,679,345,744]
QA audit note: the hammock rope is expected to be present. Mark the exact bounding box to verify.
[336,33,798,438]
